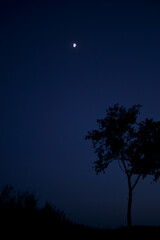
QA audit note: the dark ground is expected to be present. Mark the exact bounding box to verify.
[2,218,160,238]
[0,185,159,238]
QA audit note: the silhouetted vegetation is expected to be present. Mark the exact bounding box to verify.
[86,104,160,227]
[1,105,160,237]
[0,184,70,237]
[0,184,160,237]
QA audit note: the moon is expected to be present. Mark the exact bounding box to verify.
[73,43,77,48]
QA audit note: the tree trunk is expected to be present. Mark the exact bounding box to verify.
[127,178,132,227]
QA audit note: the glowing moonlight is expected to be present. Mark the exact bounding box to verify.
[73,43,77,48]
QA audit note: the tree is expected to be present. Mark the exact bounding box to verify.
[41,201,66,224]
[85,104,160,227]
[0,184,16,211]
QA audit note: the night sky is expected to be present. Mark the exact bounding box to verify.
[1,0,160,229]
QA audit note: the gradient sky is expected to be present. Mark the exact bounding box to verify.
[1,0,160,229]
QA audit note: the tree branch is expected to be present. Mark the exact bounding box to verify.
[131,174,141,191]
[118,159,125,173]
[121,158,130,178]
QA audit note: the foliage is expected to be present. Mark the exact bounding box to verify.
[85,104,160,227]
[85,103,160,180]
[0,184,67,235]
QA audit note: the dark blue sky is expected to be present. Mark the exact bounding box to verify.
[1,0,160,229]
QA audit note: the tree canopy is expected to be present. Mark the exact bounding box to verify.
[86,104,160,179]
[85,104,160,226]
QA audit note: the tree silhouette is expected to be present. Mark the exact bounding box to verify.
[0,184,68,237]
[85,104,160,227]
